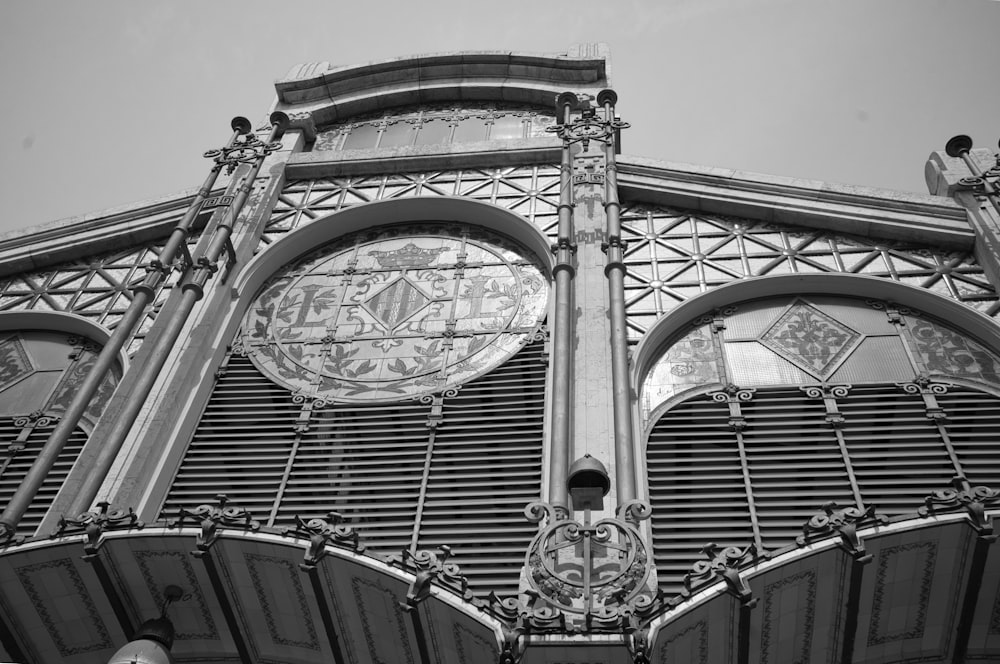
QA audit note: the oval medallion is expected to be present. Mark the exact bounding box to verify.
[243,224,548,401]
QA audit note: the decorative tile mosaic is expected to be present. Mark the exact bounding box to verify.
[760,301,861,378]
[244,224,548,402]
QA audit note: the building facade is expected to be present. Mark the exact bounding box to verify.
[0,45,999,663]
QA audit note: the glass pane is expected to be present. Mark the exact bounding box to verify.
[414,118,451,146]
[342,123,379,150]
[489,116,524,140]
[378,121,414,148]
[452,117,489,143]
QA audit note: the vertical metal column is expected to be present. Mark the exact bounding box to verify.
[63,113,290,518]
[547,92,579,513]
[598,89,636,504]
[0,118,254,540]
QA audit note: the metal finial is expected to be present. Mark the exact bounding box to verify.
[230,116,252,135]
[269,111,290,136]
[945,135,973,158]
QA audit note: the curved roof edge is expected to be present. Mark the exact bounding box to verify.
[274,44,610,132]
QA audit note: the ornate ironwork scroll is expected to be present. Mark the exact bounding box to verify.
[52,501,143,559]
[522,500,653,624]
[170,494,260,556]
[919,476,1000,538]
[797,502,887,562]
[681,542,764,607]
[284,511,364,570]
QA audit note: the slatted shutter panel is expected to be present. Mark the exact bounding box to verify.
[283,400,430,554]
[163,355,299,517]
[839,386,956,516]
[0,419,87,538]
[935,387,1000,485]
[163,339,545,596]
[739,390,855,546]
[646,397,754,594]
[646,383,1000,595]
[418,341,546,592]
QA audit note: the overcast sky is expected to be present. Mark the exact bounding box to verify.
[1,0,997,236]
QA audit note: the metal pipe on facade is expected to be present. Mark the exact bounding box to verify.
[547,92,578,514]
[0,119,253,540]
[598,89,637,504]
[64,113,290,518]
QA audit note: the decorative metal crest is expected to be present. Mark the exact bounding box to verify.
[169,493,260,556]
[797,501,887,563]
[391,546,475,608]
[283,511,364,570]
[13,410,57,429]
[522,500,653,625]
[204,133,283,175]
[919,476,1000,539]
[681,542,765,607]
[52,501,143,560]
[546,108,630,151]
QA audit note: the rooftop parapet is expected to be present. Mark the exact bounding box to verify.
[273,44,610,138]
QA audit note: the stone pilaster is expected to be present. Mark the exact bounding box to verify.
[569,144,617,514]
[926,146,1000,292]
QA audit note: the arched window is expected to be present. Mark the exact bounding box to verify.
[0,330,120,537]
[162,223,550,594]
[641,295,1000,593]
[313,103,556,151]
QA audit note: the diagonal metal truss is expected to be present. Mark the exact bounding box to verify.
[620,204,1000,339]
[258,166,562,250]
[0,239,198,356]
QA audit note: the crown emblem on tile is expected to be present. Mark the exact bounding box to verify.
[367,243,446,268]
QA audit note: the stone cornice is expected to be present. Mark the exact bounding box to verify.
[618,155,973,249]
[0,188,223,278]
[274,46,611,138]
[286,137,561,179]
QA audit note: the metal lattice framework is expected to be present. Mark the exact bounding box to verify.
[0,242,192,355]
[620,204,1000,339]
[259,166,562,249]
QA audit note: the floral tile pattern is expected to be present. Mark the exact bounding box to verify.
[244,224,548,402]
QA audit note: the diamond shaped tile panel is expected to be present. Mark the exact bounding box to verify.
[760,302,861,377]
[365,279,430,330]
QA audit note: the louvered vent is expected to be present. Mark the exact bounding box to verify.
[646,397,754,593]
[739,390,855,545]
[935,387,1000,485]
[647,383,1000,595]
[0,419,87,538]
[839,386,955,515]
[163,339,546,596]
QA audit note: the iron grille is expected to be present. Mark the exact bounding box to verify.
[163,339,547,596]
[0,419,87,538]
[646,384,1000,595]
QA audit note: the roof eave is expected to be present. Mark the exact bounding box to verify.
[618,154,974,250]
